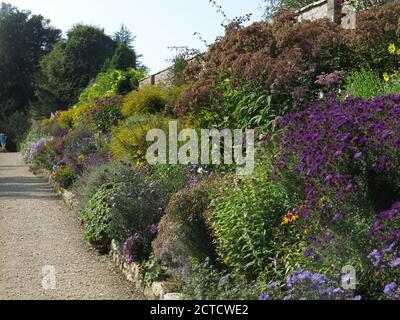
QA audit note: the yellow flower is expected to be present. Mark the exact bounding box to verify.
[78,154,85,162]
[397,48,400,56]
[383,73,390,82]
[320,195,328,203]
[282,216,290,225]
[281,211,300,225]
[389,43,396,55]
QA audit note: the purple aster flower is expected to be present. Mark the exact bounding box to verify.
[345,184,353,192]
[384,282,397,295]
[368,249,381,268]
[383,242,396,253]
[267,282,278,289]
[259,293,269,301]
[304,248,313,258]
[148,223,159,236]
[381,130,393,140]
[297,270,311,281]
[390,258,400,268]
[324,174,333,184]
[354,152,363,160]
[123,234,140,263]
[311,273,326,284]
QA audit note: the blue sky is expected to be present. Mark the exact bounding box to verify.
[7,0,265,73]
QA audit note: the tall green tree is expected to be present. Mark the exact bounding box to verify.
[107,44,137,71]
[0,2,61,148]
[33,24,117,117]
[113,24,147,72]
[114,23,136,48]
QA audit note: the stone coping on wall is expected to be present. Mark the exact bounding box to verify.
[296,0,328,15]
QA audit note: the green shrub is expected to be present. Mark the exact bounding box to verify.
[84,96,124,133]
[78,162,189,259]
[107,44,137,71]
[79,68,145,103]
[52,165,75,189]
[344,68,400,99]
[122,85,169,116]
[107,165,190,252]
[109,115,186,163]
[197,80,288,129]
[82,183,116,250]
[207,161,304,279]
[181,258,262,300]
[0,111,30,151]
[152,182,217,277]
[31,138,58,171]
[343,69,384,99]
[141,254,168,287]
[74,162,136,215]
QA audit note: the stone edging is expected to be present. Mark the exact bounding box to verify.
[35,167,183,300]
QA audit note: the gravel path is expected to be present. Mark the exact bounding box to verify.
[0,152,144,300]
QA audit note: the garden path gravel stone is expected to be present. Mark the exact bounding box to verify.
[0,152,144,300]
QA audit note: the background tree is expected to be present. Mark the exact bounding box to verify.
[33,24,117,117]
[107,44,137,71]
[114,23,136,48]
[0,2,61,149]
[113,23,148,72]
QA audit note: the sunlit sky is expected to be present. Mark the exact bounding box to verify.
[7,0,265,73]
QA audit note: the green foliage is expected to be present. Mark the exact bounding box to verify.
[82,184,115,249]
[208,161,303,279]
[33,24,117,116]
[0,3,60,144]
[31,138,58,171]
[74,162,135,215]
[344,69,400,99]
[0,111,30,151]
[122,85,170,116]
[52,165,75,189]
[141,254,168,287]
[170,54,188,86]
[106,165,189,259]
[152,182,217,276]
[84,96,124,133]
[344,69,383,99]
[199,80,287,129]
[79,68,145,102]
[114,23,136,48]
[109,115,172,162]
[108,44,137,71]
[181,258,262,300]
